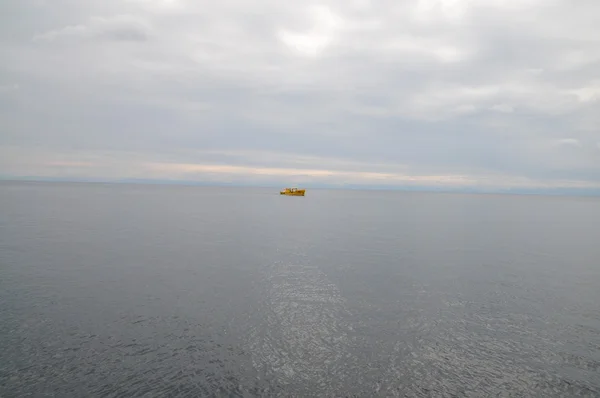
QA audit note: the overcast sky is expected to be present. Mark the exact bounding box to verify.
[1,0,599,189]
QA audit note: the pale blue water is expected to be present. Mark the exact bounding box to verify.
[1,182,599,397]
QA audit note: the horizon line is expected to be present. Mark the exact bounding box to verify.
[2,176,600,197]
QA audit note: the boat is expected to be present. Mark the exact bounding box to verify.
[280,187,305,196]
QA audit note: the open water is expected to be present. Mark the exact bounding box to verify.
[1,182,599,397]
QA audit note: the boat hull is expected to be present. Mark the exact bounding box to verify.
[280,188,306,196]
[280,191,305,196]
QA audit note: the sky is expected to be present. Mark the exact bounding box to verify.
[1,0,600,191]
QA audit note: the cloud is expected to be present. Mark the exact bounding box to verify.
[553,138,582,148]
[33,15,152,42]
[1,0,600,191]
[570,81,600,103]
[277,5,343,57]
[0,83,19,92]
[490,104,514,113]
[2,146,598,191]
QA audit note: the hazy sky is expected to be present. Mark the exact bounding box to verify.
[1,0,599,189]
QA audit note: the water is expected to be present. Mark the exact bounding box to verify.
[1,182,599,397]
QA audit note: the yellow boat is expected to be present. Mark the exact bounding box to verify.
[280,187,305,196]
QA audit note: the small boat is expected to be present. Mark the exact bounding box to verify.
[280,187,305,196]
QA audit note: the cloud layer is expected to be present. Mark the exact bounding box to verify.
[1,0,600,189]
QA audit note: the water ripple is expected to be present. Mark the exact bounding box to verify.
[246,255,361,396]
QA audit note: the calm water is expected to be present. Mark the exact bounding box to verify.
[1,182,599,397]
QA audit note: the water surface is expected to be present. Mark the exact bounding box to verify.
[1,182,599,396]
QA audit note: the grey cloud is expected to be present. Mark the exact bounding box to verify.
[1,0,600,189]
[554,139,581,147]
[0,83,19,92]
[33,15,151,42]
